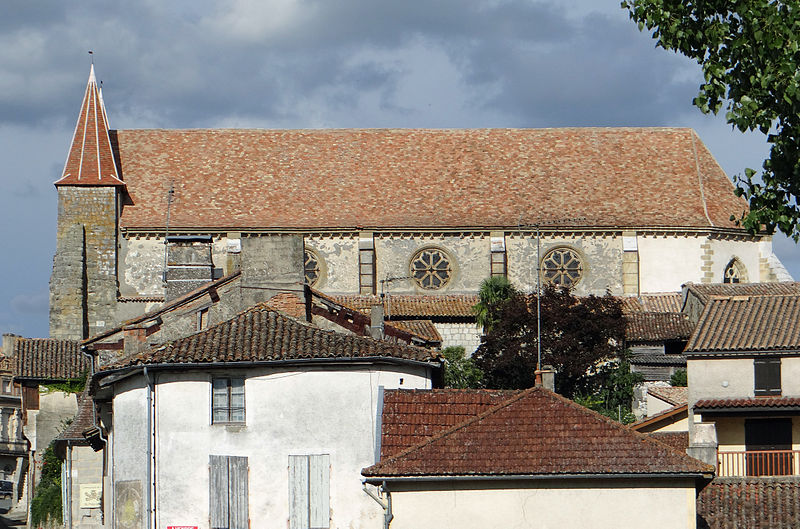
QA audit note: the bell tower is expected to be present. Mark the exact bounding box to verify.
[50,65,125,339]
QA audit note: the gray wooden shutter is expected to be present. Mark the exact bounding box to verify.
[309,455,330,529]
[289,456,309,529]
[228,456,249,529]
[289,455,330,529]
[210,455,229,529]
[210,455,249,529]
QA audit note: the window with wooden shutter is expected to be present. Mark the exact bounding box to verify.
[210,455,249,529]
[289,454,330,529]
[754,358,781,396]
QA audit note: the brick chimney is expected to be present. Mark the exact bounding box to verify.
[1,334,19,358]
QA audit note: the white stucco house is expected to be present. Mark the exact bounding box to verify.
[87,303,441,529]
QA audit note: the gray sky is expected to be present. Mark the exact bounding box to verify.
[1,0,797,338]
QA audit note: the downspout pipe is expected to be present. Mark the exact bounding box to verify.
[80,345,109,525]
[65,441,72,529]
[362,481,393,529]
[143,366,154,529]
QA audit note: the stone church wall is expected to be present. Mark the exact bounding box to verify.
[50,187,118,340]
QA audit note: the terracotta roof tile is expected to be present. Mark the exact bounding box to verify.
[331,294,479,318]
[364,386,712,478]
[380,389,518,458]
[626,312,695,342]
[648,386,689,406]
[14,338,89,380]
[697,478,800,528]
[621,293,683,314]
[111,128,747,230]
[100,303,439,370]
[685,294,800,353]
[56,391,95,444]
[648,431,688,452]
[694,397,800,410]
[388,320,442,343]
[55,66,124,187]
[685,282,800,304]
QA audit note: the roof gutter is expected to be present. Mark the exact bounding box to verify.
[363,472,714,485]
[94,357,442,389]
[686,349,800,358]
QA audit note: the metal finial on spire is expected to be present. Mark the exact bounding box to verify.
[88,50,94,64]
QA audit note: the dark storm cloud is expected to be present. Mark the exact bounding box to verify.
[0,0,585,129]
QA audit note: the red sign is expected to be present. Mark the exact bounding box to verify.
[167,526,197,529]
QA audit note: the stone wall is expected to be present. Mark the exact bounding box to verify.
[434,322,482,355]
[50,187,118,340]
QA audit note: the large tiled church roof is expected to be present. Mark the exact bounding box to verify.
[110,127,748,231]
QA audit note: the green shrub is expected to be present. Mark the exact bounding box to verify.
[30,441,62,528]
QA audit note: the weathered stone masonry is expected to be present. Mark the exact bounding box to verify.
[50,187,118,340]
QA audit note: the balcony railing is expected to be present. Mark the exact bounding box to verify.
[718,450,800,477]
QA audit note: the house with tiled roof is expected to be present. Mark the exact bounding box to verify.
[86,302,442,529]
[2,335,90,522]
[363,386,713,529]
[683,287,800,480]
[49,66,792,359]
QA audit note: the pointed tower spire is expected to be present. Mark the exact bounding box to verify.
[55,64,125,186]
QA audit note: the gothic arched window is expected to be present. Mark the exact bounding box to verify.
[724,258,747,284]
[410,248,453,290]
[304,249,322,286]
[541,247,583,288]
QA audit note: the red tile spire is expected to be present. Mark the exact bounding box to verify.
[55,65,124,186]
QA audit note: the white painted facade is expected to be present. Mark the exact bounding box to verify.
[103,363,432,529]
[382,478,699,529]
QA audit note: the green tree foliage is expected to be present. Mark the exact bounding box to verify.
[670,368,688,387]
[30,441,63,528]
[575,352,644,424]
[472,276,518,331]
[442,346,485,389]
[623,0,800,240]
[473,285,627,399]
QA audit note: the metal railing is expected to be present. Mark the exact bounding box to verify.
[718,450,800,477]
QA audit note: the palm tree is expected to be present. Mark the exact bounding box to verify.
[473,276,518,331]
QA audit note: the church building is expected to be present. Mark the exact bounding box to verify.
[49,66,792,341]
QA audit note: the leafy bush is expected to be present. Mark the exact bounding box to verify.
[670,369,688,387]
[442,346,484,389]
[30,441,62,528]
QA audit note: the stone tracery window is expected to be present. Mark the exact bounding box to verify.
[541,247,583,287]
[410,248,453,290]
[724,258,747,283]
[304,249,321,286]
